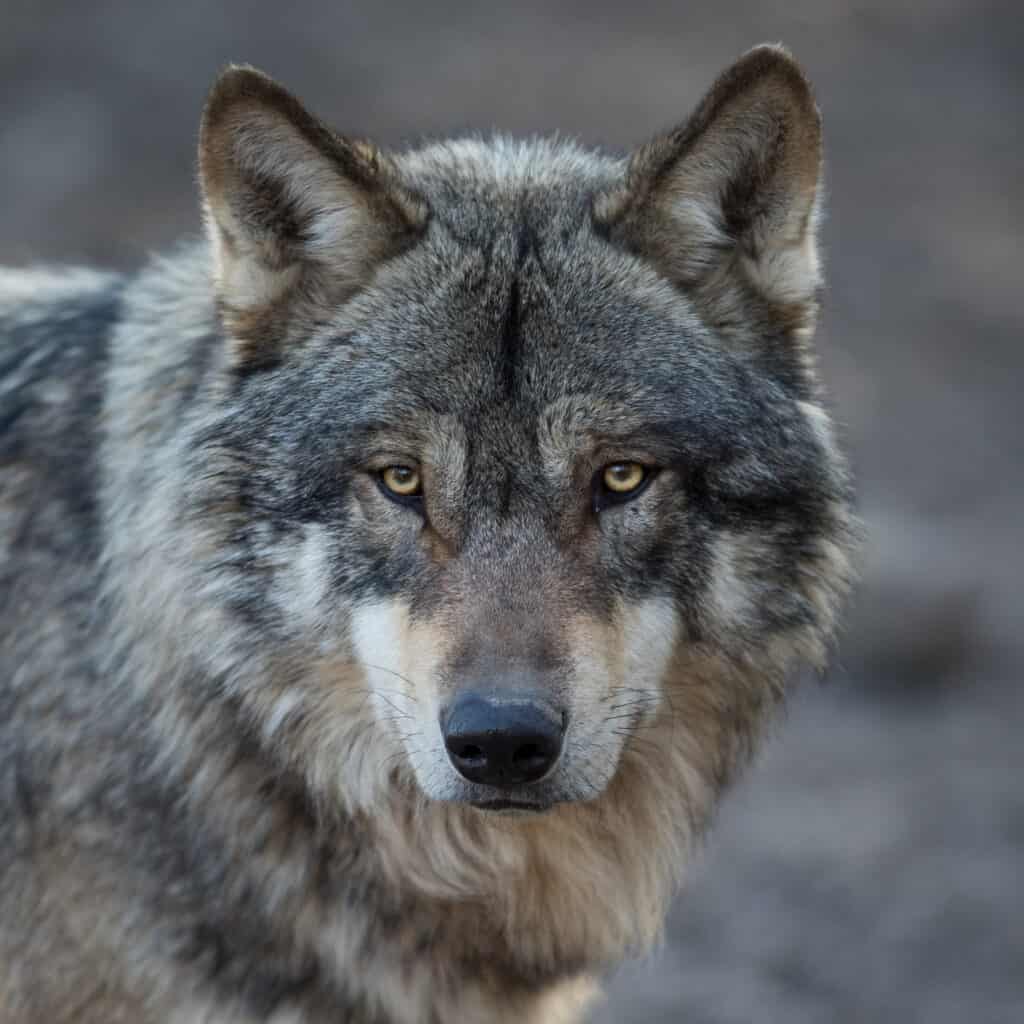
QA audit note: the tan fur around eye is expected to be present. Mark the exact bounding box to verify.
[603,462,646,494]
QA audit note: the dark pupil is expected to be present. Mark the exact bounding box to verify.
[393,469,411,483]
[611,465,633,482]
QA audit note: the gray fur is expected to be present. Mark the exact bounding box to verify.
[0,46,856,1023]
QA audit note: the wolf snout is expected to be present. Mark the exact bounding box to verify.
[441,693,566,787]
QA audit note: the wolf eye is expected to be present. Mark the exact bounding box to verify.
[379,465,422,499]
[602,462,647,494]
[594,462,654,510]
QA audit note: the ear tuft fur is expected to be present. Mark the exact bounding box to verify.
[198,65,427,364]
[596,45,823,335]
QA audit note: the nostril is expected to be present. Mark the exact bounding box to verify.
[512,742,545,767]
[454,743,485,764]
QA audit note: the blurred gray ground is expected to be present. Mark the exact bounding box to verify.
[2,1,1021,1020]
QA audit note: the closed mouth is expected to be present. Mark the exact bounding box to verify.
[470,798,550,813]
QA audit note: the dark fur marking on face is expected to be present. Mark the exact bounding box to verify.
[517,214,556,290]
[500,276,522,400]
[495,212,541,400]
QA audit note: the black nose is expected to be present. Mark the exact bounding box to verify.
[441,693,565,787]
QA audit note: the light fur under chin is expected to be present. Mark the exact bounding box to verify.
[364,704,710,971]
[334,590,838,982]
[340,594,786,973]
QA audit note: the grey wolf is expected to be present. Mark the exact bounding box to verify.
[0,45,856,1023]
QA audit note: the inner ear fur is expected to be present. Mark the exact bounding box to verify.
[198,65,428,364]
[595,45,823,335]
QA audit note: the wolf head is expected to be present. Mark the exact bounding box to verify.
[179,47,854,831]
[95,44,857,964]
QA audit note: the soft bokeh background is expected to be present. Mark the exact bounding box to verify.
[2,1,1021,1020]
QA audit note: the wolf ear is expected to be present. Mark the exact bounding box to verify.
[198,66,427,364]
[596,45,823,336]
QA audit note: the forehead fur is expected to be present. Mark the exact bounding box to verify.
[398,135,624,199]
[298,137,712,422]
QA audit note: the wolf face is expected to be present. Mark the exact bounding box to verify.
[163,49,854,838]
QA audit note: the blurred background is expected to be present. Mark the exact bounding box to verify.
[2,1,1021,1020]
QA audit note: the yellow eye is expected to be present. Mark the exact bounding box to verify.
[380,465,422,498]
[602,462,647,494]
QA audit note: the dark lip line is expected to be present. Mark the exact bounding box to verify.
[470,799,548,812]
